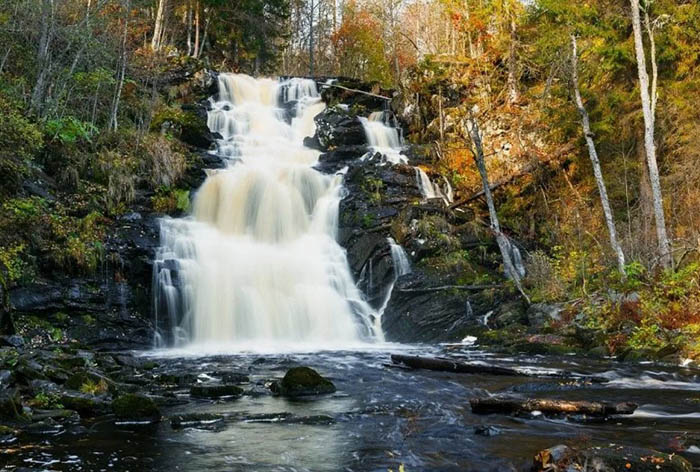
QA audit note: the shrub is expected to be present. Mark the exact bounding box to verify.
[142,133,187,188]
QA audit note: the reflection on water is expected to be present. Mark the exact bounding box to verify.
[3,347,699,471]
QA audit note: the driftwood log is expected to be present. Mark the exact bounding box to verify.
[470,397,637,417]
[390,354,609,383]
[391,354,523,376]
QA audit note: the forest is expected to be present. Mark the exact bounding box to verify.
[0,0,699,470]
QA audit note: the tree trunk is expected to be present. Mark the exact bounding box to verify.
[151,0,166,50]
[629,0,671,268]
[309,0,314,76]
[31,0,54,114]
[110,0,130,131]
[507,17,519,103]
[196,10,208,58]
[571,35,626,275]
[186,0,192,56]
[466,116,529,302]
[193,0,200,57]
[391,354,524,376]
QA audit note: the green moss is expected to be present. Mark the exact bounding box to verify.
[271,366,336,397]
[30,392,64,410]
[112,394,160,420]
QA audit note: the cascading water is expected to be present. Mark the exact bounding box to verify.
[153,73,381,350]
[377,237,412,314]
[360,111,453,204]
[359,111,407,165]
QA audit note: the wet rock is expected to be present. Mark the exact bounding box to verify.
[31,409,80,423]
[59,392,110,417]
[313,107,367,150]
[381,272,490,342]
[532,444,693,472]
[0,424,17,444]
[270,367,336,397]
[156,372,198,387]
[0,335,24,348]
[64,371,114,394]
[216,372,250,384]
[29,379,60,394]
[0,370,12,389]
[527,303,564,329]
[170,413,224,429]
[473,425,502,436]
[112,394,161,421]
[190,384,244,398]
[0,389,25,420]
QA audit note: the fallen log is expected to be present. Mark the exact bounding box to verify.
[391,354,523,376]
[390,354,609,383]
[470,397,637,417]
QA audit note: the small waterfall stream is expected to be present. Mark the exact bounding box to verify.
[153,74,381,350]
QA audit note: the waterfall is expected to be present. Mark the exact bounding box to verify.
[359,111,407,165]
[154,73,381,350]
[415,168,453,205]
[377,237,412,316]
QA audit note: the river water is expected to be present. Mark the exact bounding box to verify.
[4,347,699,471]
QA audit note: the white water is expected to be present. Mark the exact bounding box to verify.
[359,111,407,165]
[359,111,453,204]
[377,237,412,315]
[154,73,382,350]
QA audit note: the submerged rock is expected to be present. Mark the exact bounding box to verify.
[190,384,244,398]
[112,394,160,421]
[170,413,224,429]
[270,367,336,397]
[532,444,693,472]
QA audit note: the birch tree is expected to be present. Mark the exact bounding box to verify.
[570,34,626,275]
[465,114,529,303]
[629,0,671,268]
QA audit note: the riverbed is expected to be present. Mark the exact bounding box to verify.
[3,345,699,471]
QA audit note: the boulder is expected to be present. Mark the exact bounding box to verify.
[527,303,564,329]
[270,367,336,397]
[0,389,24,421]
[59,392,110,417]
[112,394,160,421]
[532,444,692,472]
[313,107,367,150]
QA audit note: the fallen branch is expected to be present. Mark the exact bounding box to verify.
[396,284,502,293]
[323,83,391,101]
[391,354,523,376]
[448,142,576,211]
[470,397,637,417]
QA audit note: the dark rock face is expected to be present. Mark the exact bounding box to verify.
[270,367,336,397]
[381,273,492,342]
[314,106,367,150]
[302,97,509,343]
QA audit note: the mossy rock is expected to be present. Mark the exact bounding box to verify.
[0,389,25,421]
[190,384,243,399]
[59,392,109,417]
[270,367,336,397]
[64,371,115,394]
[112,394,160,420]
